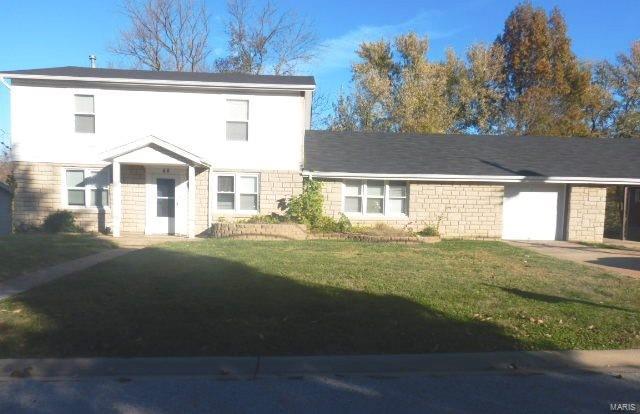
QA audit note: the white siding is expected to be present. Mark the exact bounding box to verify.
[10,83,307,170]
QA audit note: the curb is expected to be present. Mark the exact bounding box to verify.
[0,349,638,379]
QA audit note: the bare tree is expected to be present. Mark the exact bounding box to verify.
[215,0,317,75]
[0,130,13,186]
[112,0,211,72]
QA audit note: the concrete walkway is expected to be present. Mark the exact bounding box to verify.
[508,240,640,279]
[0,248,135,300]
[0,234,203,301]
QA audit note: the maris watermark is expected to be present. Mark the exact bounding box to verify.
[610,403,639,412]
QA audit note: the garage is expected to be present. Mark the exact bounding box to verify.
[502,183,566,241]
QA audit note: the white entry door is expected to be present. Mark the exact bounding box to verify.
[146,170,188,235]
[502,183,565,241]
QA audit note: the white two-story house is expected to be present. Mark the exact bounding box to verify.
[2,67,314,237]
[2,65,640,242]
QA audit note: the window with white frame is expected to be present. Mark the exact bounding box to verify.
[74,95,95,133]
[216,173,259,212]
[226,99,249,141]
[65,168,110,208]
[343,180,407,216]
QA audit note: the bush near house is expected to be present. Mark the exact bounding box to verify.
[42,210,81,234]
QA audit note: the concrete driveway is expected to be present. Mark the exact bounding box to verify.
[508,240,640,279]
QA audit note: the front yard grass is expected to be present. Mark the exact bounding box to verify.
[0,233,117,282]
[0,239,638,357]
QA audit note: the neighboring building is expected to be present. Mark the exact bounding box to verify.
[0,181,12,236]
[1,66,639,242]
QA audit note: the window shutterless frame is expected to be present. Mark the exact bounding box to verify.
[341,180,408,217]
[63,168,110,209]
[74,94,95,133]
[226,99,249,141]
[214,172,260,213]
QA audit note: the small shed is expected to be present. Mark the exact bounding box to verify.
[0,181,12,236]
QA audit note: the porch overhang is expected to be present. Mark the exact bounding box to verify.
[104,136,209,239]
[102,135,210,168]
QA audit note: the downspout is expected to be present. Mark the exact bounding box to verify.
[207,168,212,233]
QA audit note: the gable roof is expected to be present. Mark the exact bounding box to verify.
[102,135,210,167]
[0,66,315,90]
[304,130,640,184]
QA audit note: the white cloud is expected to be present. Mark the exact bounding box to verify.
[301,10,461,76]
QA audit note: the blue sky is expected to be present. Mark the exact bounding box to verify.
[1,0,639,143]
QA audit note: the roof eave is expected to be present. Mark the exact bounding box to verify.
[301,170,640,185]
[1,73,316,91]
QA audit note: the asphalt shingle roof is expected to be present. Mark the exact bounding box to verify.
[1,66,315,86]
[304,130,640,179]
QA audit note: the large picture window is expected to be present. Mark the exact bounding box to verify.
[342,180,407,216]
[215,173,259,213]
[65,168,110,208]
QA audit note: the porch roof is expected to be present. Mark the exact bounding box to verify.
[102,135,210,168]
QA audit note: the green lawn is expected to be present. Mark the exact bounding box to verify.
[0,233,117,282]
[0,239,638,357]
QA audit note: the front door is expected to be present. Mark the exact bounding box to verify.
[156,178,176,234]
[146,169,188,235]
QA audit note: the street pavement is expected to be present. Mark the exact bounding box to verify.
[0,369,638,413]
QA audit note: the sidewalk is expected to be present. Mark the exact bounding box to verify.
[1,349,638,379]
[0,248,134,300]
[508,240,640,279]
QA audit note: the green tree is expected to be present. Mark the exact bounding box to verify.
[496,3,596,136]
[610,41,640,138]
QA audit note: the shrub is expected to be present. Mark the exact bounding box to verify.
[283,179,324,226]
[314,213,352,233]
[417,226,439,237]
[42,210,81,233]
[241,214,288,224]
[351,223,414,237]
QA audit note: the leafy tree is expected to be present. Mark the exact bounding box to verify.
[496,3,595,136]
[609,41,640,138]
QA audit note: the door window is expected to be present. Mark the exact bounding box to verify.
[156,179,175,218]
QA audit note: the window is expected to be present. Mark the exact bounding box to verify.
[216,173,259,212]
[344,181,362,213]
[388,182,407,215]
[75,95,95,133]
[342,181,408,216]
[65,168,110,208]
[226,99,249,141]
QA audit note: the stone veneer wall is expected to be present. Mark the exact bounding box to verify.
[195,168,209,235]
[320,180,504,239]
[259,171,303,215]
[566,186,607,243]
[121,165,145,234]
[12,162,111,232]
[211,170,303,222]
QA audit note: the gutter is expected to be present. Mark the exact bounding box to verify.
[301,170,640,186]
[0,74,315,92]
[0,77,10,91]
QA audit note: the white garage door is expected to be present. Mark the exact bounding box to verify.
[502,183,566,241]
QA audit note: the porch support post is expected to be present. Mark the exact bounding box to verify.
[188,165,196,238]
[112,161,122,238]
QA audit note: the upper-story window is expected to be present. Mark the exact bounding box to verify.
[226,99,249,141]
[343,180,407,216]
[74,95,95,133]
